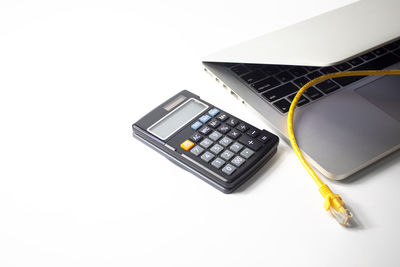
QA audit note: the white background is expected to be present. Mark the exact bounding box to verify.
[1,0,400,266]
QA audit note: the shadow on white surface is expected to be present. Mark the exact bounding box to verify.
[235,143,288,194]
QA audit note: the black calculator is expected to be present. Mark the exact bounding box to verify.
[132,90,279,193]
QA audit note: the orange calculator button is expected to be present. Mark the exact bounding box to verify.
[180,140,194,151]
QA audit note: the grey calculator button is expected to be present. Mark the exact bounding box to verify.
[220,150,234,161]
[229,142,243,153]
[210,144,224,155]
[190,145,204,156]
[231,155,245,167]
[211,157,225,169]
[209,131,222,141]
[219,136,233,147]
[240,148,255,159]
[222,164,236,175]
[200,151,215,163]
[200,138,213,149]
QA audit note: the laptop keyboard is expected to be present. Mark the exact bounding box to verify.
[224,40,400,113]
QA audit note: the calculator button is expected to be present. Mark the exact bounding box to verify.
[217,124,231,134]
[238,135,262,151]
[190,132,203,143]
[230,142,244,153]
[216,113,228,121]
[227,129,241,139]
[210,144,224,155]
[247,128,260,138]
[231,156,245,167]
[191,121,202,130]
[208,119,221,128]
[200,138,213,149]
[199,114,211,123]
[226,118,239,127]
[211,157,225,169]
[199,125,212,135]
[236,123,249,132]
[221,150,234,161]
[219,136,233,147]
[208,108,220,117]
[180,140,194,151]
[209,131,222,141]
[200,151,215,163]
[190,145,204,156]
[257,133,270,143]
[240,148,254,159]
[222,164,236,175]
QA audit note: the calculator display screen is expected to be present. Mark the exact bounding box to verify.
[148,98,208,140]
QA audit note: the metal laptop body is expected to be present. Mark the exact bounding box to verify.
[202,0,400,180]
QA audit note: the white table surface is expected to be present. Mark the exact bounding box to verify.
[1,0,400,266]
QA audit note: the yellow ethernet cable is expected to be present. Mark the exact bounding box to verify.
[287,69,400,227]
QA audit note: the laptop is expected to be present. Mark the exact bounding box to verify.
[202,0,400,180]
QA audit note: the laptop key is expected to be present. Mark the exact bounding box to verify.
[316,79,340,94]
[349,57,363,66]
[251,77,280,92]
[261,65,280,75]
[287,93,310,107]
[293,76,310,88]
[276,71,294,82]
[360,52,376,61]
[303,87,323,100]
[393,49,400,57]
[372,47,387,56]
[262,82,298,102]
[246,64,263,71]
[320,66,338,74]
[335,62,351,71]
[307,70,322,80]
[383,41,399,51]
[289,66,307,77]
[273,99,291,113]
[304,66,319,71]
[241,70,266,84]
[231,65,249,76]
[277,65,291,71]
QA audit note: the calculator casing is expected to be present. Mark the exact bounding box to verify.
[132,90,279,193]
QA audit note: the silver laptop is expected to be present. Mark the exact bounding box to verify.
[202,0,400,180]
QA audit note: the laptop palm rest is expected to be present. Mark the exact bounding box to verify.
[355,75,400,122]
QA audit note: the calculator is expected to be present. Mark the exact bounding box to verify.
[132,90,279,193]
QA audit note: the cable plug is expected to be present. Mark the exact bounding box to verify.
[319,184,353,227]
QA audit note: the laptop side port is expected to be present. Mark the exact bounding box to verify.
[230,90,239,99]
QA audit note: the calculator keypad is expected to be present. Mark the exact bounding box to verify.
[219,136,233,147]
[176,106,276,181]
[240,148,254,159]
[208,119,221,128]
[229,142,243,153]
[199,138,213,149]
[227,129,241,139]
[209,131,222,141]
[199,125,212,135]
[190,145,204,156]
[210,144,224,154]
[220,150,234,161]
[190,132,203,143]
[211,157,225,169]
[217,124,231,134]
[222,164,236,175]
[201,151,214,163]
